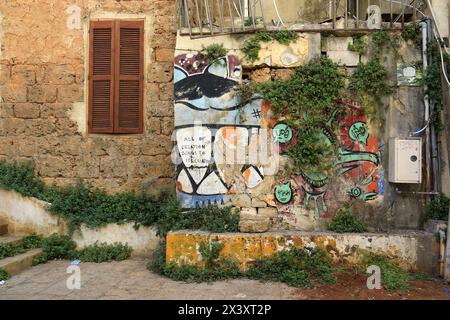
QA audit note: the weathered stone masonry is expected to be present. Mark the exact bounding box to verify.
[0,0,177,194]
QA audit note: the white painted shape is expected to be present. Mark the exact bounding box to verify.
[197,172,228,195]
[176,127,212,168]
[177,169,193,193]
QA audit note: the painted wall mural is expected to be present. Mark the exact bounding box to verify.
[269,99,384,223]
[174,53,269,208]
[173,52,384,226]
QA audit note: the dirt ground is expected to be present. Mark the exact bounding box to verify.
[293,268,450,300]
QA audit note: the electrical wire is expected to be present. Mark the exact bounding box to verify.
[272,0,285,27]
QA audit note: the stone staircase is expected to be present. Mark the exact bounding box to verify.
[0,219,43,277]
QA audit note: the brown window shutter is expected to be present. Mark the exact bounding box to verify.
[114,20,144,134]
[89,21,115,133]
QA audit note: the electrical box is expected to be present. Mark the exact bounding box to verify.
[389,137,422,184]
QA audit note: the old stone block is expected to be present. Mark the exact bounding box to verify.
[28,85,57,103]
[1,84,28,102]
[57,85,83,102]
[323,36,353,52]
[149,63,173,83]
[39,65,76,85]
[252,198,267,208]
[240,207,258,218]
[166,232,209,267]
[149,101,173,117]
[258,207,278,218]
[250,68,272,83]
[327,51,360,67]
[11,65,36,85]
[239,218,270,233]
[155,48,174,62]
[13,103,40,119]
[210,233,262,270]
[231,194,252,208]
[159,83,174,100]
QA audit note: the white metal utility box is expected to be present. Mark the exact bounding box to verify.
[388,137,422,183]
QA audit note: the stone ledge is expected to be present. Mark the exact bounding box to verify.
[0,248,43,276]
[166,230,438,274]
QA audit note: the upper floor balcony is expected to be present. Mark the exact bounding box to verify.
[177,0,431,38]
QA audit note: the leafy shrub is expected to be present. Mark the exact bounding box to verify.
[38,234,78,262]
[0,161,46,199]
[77,242,132,263]
[425,194,449,221]
[155,196,240,237]
[246,247,336,288]
[349,59,391,98]
[21,233,44,250]
[328,208,367,233]
[0,268,10,281]
[48,181,163,234]
[0,243,23,260]
[362,253,410,292]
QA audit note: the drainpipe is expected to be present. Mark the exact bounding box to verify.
[427,19,441,194]
[420,20,432,192]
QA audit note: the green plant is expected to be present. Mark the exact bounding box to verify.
[39,234,77,262]
[371,30,396,58]
[0,268,10,281]
[0,161,47,199]
[241,31,298,62]
[199,241,223,269]
[76,242,132,263]
[286,128,336,175]
[361,253,410,292]
[328,207,367,233]
[402,23,422,47]
[21,233,44,250]
[155,196,240,237]
[425,194,449,221]
[348,36,367,56]
[246,247,336,288]
[200,44,228,64]
[255,57,344,175]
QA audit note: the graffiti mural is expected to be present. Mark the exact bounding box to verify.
[174,52,272,208]
[271,100,383,219]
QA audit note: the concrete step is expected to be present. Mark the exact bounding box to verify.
[0,223,7,236]
[0,248,43,276]
[0,234,26,246]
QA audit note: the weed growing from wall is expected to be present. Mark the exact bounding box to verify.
[425,194,449,221]
[327,206,367,233]
[254,57,344,175]
[241,31,298,62]
[200,44,228,64]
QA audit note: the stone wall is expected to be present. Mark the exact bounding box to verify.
[0,0,177,194]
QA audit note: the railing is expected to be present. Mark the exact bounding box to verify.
[177,0,429,38]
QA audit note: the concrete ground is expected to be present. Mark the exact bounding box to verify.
[0,258,449,300]
[0,258,298,300]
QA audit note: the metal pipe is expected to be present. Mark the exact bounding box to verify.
[421,20,432,192]
[395,188,439,195]
[427,18,440,193]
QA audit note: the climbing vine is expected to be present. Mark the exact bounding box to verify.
[254,56,344,175]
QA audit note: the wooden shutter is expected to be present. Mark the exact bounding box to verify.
[89,21,115,133]
[114,20,144,134]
